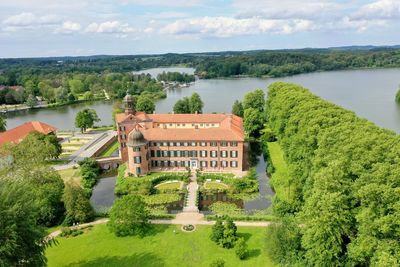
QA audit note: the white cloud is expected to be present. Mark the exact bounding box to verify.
[232,0,339,20]
[55,21,81,34]
[118,0,203,7]
[2,12,61,27]
[85,21,136,33]
[352,0,400,20]
[333,17,387,33]
[159,17,316,37]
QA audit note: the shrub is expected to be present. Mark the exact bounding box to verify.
[209,259,225,267]
[235,238,248,260]
[209,202,242,217]
[108,195,150,237]
[210,218,224,243]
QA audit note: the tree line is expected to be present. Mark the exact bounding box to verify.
[264,82,400,266]
[156,71,195,83]
[0,72,165,107]
[0,133,98,266]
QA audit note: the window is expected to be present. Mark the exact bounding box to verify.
[176,142,181,146]
[136,167,141,175]
[200,124,203,127]
[164,160,168,167]
[169,142,174,146]
[200,142,206,146]
[177,123,180,126]
[121,142,126,148]
[211,151,217,158]
[182,124,186,126]
[191,142,196,146]
[150,150,155,157]
[221,161,227,167]
[192,151,198,157]
[221,141,227,147]
[211,160,218,167]
[200,150,207,157]
[163,151,169,157]
[184,142,188,146]
[221,151,227,158]
[133,147,141,152]
[163,142,168,146]
[176,151,181,157]
[230,151,238,158]
[230,142,238,147]
[231,161,238,168]
[201,161,207,167]
[134,156,141,164]
[210,142,217,147]
[169,124,173,126]
[156,150,161,157]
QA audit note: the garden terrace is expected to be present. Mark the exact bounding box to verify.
[45,224,275,266]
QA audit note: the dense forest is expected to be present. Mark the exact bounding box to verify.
[265,82,400,266]
[2,47,400,106]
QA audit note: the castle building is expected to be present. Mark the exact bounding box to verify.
[115,93,245,176]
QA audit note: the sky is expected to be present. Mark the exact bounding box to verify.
[0,0,400,58]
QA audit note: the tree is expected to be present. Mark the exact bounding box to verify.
[25,94,38,108]
[220,217,237,248]
[11,132,62,165]
[396,87,400,103]
[0,116,6,132]
[243,89,265,112]
[136,95,155,114]
[173,97,191,114]
[83,91,94,101]
[69,79,85,95]
[62,182,94,225]
[210,217,225,243]
[243,108,264,137]
[0,178,52,266]
[108,195,150,237]
[235,238,248,260]
[75,108,100,132]
[232,100,244,117]
[190,92,204,113]
[28,167,65,226]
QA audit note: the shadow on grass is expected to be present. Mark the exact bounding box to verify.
[237,232,252,242]
[67,252,166,267]
[247,249,261,259]
[143,224,169,237]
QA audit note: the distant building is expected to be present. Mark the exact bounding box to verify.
[0,121,57,146]
[115,93,245,176]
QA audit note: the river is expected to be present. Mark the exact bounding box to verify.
[4,67,400,133]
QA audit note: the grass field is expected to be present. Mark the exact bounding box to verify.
[267,142,293,202]
[204,181,229,190]
[46,224,275,267]
[57,168,81,185]
[98,141,119,157]
[155,181,183,190]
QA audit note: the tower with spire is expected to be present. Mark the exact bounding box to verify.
[123,91,135,115]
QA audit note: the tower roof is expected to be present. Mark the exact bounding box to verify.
[127,127,146,147]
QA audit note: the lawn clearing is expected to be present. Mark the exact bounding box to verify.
[155,181,183,190]
[267,142,293,203]
[204,181,229,190]
[57,168,81,185]
[46,224,275,267]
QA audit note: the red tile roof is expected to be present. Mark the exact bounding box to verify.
[0,121,57,145]
[141,127,244,141]
[116,112,244,141]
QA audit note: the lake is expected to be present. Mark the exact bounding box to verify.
[4,67,400,133]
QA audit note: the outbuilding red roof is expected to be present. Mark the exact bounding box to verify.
[0,121,57,145]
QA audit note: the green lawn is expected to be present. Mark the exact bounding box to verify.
[155,181,183,190]
[98,140,119,157]
[57,168,81,185]
[204,181,229,190]
[46,224,275,267]
[267,142,293,202]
